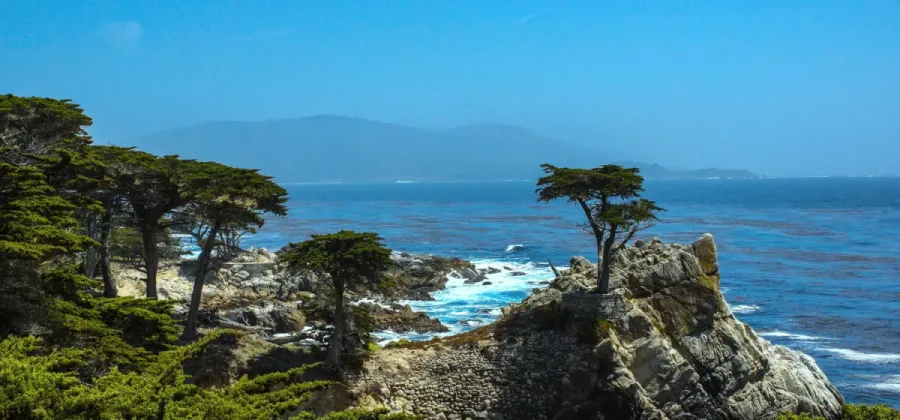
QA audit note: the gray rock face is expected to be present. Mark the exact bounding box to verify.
[357,302,449,334]
[222,300,305,333]
[351,234,844,420]
[389,253,486,298]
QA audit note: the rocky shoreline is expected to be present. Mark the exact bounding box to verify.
[112,248,499,338]
[347,234,845,419]
[112,236,847,419]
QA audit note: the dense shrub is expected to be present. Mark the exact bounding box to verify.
[777,404,900,420]
[0,330,333,419]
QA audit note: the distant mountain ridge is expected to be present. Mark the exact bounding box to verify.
[132,116,758,183]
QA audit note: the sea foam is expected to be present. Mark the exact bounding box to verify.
[758,330,829,341]
[731,304,762,314]
[820,347,900,364]
[505,244,526,252]
[867,375,900,393]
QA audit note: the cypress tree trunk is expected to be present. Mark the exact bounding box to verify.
[326,278,345,368]
[84,214,99,278]
[597,226,618,294]
[180,222,220,341]
[140,221,159,299]
[595,236,604,290]
[85,248,98,278]
[99,211,116,298]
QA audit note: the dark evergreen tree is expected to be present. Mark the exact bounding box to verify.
[179,161,288,341]
[0,94,92,165]
[92,146,194,298]
[279,231,392,368]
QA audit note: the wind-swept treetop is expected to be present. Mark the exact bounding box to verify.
[0,95,93,165]
[183,161,289,228]
[91,146,189,216]
[537,163,663,293]
[537,164,644,204]
[280,231,392,289]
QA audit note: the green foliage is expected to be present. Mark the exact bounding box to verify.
[777,405,900,420]
[280,231,393,292]
[106,225,182,263]
[367,342,381,354]
[1,94,412,418]
[0,331,335,419]
[0,163,94,334]
[94,297,179,352]
[842,404,900,420]
[536,164,662,236]
[17,263,180,372]
[0,163,91,260]
[535,163,663,293]
[385,338,411,348]
[576,317,615,346]
[182,160,289,229]
[90,146,187,219]
[0,94,93,165]
[178,160,289,340]
[280,231,393,366]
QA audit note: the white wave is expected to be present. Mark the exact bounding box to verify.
[398,259,553,319]
[731,304,761,314]
[820,347,900,364]
[505,244,526,252]
[395,180,417,184]
[758,330,828,341]
[353,297,392,309]
[867,375,900,393]
[372,329,456,346]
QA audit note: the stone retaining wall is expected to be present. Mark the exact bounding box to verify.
[354,333,587,419]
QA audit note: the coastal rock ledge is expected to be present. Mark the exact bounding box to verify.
[349,234,845,420]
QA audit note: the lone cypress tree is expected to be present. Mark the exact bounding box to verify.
[179,162,287,341]
[279,231,392,368]
[537,163,663,293]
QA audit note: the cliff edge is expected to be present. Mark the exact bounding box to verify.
[349,234,845,420]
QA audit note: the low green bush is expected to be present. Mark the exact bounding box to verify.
[0,330,333,419]
[777,404,900,420]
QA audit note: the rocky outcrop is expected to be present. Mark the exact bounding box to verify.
[386,253,486,299]
[221,300,306,334]
[112,248,466,337]
[357,302,449,334]
[349,234,845,420]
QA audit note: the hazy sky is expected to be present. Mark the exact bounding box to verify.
[2,0,898,176]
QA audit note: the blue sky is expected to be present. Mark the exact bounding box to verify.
[1,0,898,176]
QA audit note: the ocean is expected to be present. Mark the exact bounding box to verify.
[234,178,900,407]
